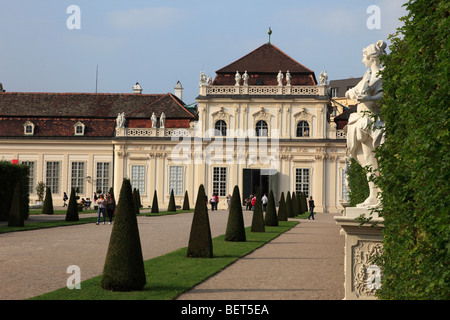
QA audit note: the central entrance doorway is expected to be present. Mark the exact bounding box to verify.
[242,169,278,201]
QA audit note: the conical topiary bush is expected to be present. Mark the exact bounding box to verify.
[296,192,303,216]
[101,178,146,292]
[65,188,79,221]
[42,187,54,215]
[8,183,24,227]
[183,190,190,210]
[278,192,287,221]
[301,192,308,214]
[291,191,298,217]
[264,190,278,226]
[225,185,246,242]
[285,191,293,219]
[167,189,176,212]
[251,187,265,232]
[151,190,159,213]
[187,185,213,258]
[133,188,140,215]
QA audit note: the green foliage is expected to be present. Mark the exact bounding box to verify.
[101,178,146,292]
[187,185,213,258]
[151,190,159,213]
[132,188,140,215]
[285,191,293,218]
[8,183,24,227]
[291,192,298,217]
[264,190,278,226]
[65,188,79,222]
[42,187,54,215]
[167,189,176,212]
[300,192,308,214]
[375,0,450,300]
[36,181,45,202]
[183,190,190,210]
[225,185,246,241]
[0,162,29,221]
[277,192,287,221]
[251,188,265,232]
[347,158,370,207]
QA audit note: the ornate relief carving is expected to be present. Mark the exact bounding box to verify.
[211,107,231,123]
[252,107,271,122]
[352,241,383,298]
[293,107,313,122]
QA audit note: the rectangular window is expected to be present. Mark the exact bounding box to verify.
[71,162,85,194]
[331,87,339,98]
[213,167,227,197]
[46,161,60,194]
[21,161,35,194]
[131,165,145,194]
[169,166,183,196]
[341,168,349,201]
[295,168,310,197]
[96,162,110,194]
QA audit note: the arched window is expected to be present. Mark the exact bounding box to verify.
[255,120,268,137]
[214,120,227,136]
[296,121,309,137]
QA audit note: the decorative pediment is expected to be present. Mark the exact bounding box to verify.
[211,107,231,122]
[293,107,313,122]
[252,107,271,122]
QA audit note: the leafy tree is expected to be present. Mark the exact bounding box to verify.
[65,188,79,221]
[375,0,449,300]
[167,189,176,212]
[277,192,287,221]
[41,187,54,215]
[101,178,146,291]
[151,190,159,214]
[264,190,278,226]
[183,190,190,210]
[347,158,370,207]
[251,187,265,232]
[187,185,213,258]
[8,183,24,227]
[225,185,246,242]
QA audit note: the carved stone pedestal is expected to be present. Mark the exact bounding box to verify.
[334,207,384,300]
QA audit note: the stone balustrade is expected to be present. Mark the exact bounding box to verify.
[199,85,326,97]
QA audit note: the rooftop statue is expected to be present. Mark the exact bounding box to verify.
[345,40,386,208]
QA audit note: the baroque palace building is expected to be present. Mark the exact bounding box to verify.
[0,42,348,213]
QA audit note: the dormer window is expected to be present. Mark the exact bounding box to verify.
[74,122,85,136]
[24,121,35,135]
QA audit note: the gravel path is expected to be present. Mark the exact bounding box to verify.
[0,210,344,300]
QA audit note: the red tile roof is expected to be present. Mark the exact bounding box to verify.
[213,43,317,86]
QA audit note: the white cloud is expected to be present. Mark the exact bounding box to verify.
[107,7,186,30]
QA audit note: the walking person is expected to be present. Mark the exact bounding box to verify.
[63,192,68,207]
[262,193,268,212]
[106,192,116,225]
[96,194,106,225]
[214,194,219,210]
[307,196,315,220]
[210,194,216,211]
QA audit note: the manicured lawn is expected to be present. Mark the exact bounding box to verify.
[30,221,298,300]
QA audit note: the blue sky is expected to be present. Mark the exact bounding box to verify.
[0,0,407,104]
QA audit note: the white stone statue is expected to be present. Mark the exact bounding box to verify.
[116,112,125,128]
[286,70,291,86]
[277,71,284,86]
[345,40,386,208]
[151,112,157,128]
[319,70,328,86]
[243,71,249,86]
[235,71,241,86]
[160,112,166,128]
[199,71,207,86]
[206,76,212,86]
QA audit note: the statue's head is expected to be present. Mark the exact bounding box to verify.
[362,40,387,67]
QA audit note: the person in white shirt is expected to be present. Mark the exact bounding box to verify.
[262,193,268,212]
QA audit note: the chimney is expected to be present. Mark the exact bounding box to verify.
[133,82,143,94]
[174,81,183,101]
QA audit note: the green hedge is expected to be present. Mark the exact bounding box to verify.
[375,0,449,299]
[0,162,29,221]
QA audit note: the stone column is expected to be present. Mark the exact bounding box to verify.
[335,207,384,300]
